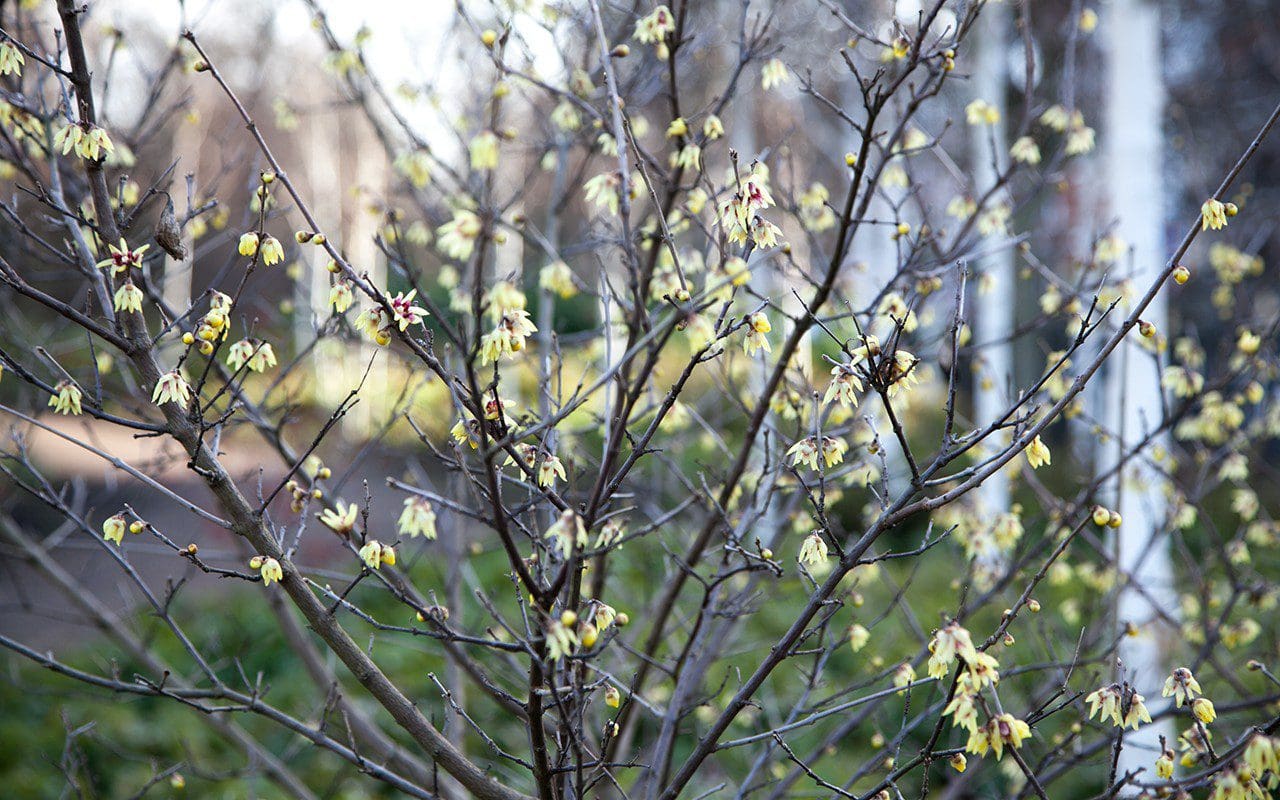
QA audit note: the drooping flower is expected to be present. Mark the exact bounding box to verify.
[238,232,260,257]
[545,509,587,559]
[545,619,578,661]
[1191,697,1216,724]
[824,366,863,408]
[761,58,789,90]
[703,114,724,140]
[1010,136,1041,165]
[743,312,771,356]
[538,454,567,488]
[49,380,83,415]
[1162,667,1202,708]
[329,281,355,313]
[633,5,675,45]
[151,370,191,407]
[0,42,24,76]
[798,533,828,568]
[1025,435,1051,469]
[113,281,144,314]
[358,539,396,570]
[1085,684,1124,727]
[259,235,285,265]
[102,514,126,545]
[397,497,437,539]
[480,310,537,363]
[249,555,283,586]
[1200,198,1228,231]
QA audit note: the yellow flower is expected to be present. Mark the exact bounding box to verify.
[702,114,723,140]
[824,366,863,408]
[0,42,24,76]
[743,312,772,356]
[798,533,828,568]
[1084,686,1123,727]
[236,232,259,258]
[260,235,284,265]
[321,501,359,535]
[633,5,675,45]
[256,556,283,586]
[397,497,437,539]
[949,753,967,773]
[1191,697,1215,724]
[847,623,870,652]
[986,714,1032,760]
[537,454,567,488]
[113,281,144,314]
[965,99,999,126]
[469,130,499,171]
[358,540,394,570]
[761,58,789,90]
[544,509,587,560]
[437,210,483,260]
[665,117,688,138]
[328,281,354,313]
[102,514,126,545]
[1155,749,1174,779]
[1201,198,1228,231]
[539,261,577,298]
[151,370,191,407]
[604,685,621,708]
[96,238,151,273]
[1025,435,1051,469]
[1010,136,1041,165]
[1162,667,1202,707]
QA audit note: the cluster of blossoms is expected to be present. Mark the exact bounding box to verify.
[226,339,277,373]
[1083,683,1152,731]
[48,379,83,416]
[927,622,1031,763]
[181,291,233,356]
[511,444,567,488]
[238,231,285,265]
[787,435,848,471]
[354,289,427,346]
[358,539,396,570]
[480,281,536,363]
[717,164,782,250]
[54,121,114,161]
[546,602,623,663]
[632,5,675,60]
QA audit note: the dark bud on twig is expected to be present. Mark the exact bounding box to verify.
[155,197,187,260]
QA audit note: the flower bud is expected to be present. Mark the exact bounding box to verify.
[1172,265,1190,284]
[481,29,497,48]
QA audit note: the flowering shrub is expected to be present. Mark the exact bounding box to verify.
[1,1,1279,798]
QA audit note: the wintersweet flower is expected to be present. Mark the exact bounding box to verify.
[847,623,870,652]
[798,533,828,568]
[546,619,578,661]
[397,497,437,539]
[1162,667,1202,707]
[1124,693,1152,730]
[761,58,788,90]
[944,688,980,731]
[469,130,499,171]
[1155,749,1175,779]
[249,555,283,586]
[1025,435,1051,469]
[703,114,724,139]
[633,5,675,45]
[480,310,537,363]
[259,235,284,265]
[96,239,151,273]
[113,281,144,314]
[389,289,428,330]
[437,210,483,260]
[0,42,24,76]
[329,281,355,313]
[1201,198,1228,231]
[49,380,83,415]
[354,307,391,345]
[1191,697,1216,724]
[151,370,191,407]
[928,621,977,679]
[358,540,395,570]
[238,232,260,257]
[102,514,126,545]
[1040,104,1070,131]
[539,261,577,298]
[743,312,771,356]
[1085,684,1124,727]
[584,172,622,215]
[1010,136,1041,165]
[986,714,1032,760]
[545,509,587,559]
[824,366,863,408]
[321,502,359,535]
[538,454,567,488]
